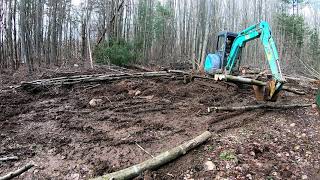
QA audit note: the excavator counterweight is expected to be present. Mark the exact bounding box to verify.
[204,21,286,101]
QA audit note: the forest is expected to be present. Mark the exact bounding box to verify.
[0,0,319,77]
[0,0,320,179]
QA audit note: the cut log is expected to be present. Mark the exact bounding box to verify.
[17,69,307,97]
[214,74,306,95]
[170,70,308,96]
[215,74,266,86]
[208,103,313,112]
[0,163,34,180]
[91,131,212,180]
[282,87,305,95]
[0,156,19,162]
[283,75,319,83]
[18,71,177,89]
[167,69,190,74]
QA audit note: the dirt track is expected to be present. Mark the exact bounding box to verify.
[0,68,319,179]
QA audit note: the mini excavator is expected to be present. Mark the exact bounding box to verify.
[204,21,286,101]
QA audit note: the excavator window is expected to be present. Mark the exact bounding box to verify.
[225,36,235,54]
[217,36,225,52]
[224,36,236,64]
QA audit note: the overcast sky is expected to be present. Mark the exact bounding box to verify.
[70,0,320,16]
[72,0,81,6]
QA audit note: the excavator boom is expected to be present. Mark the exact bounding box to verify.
[226,21,285,100]
[226,22,284,82]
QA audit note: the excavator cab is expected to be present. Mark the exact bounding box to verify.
[216,32,240,73]
[205,32,240,74]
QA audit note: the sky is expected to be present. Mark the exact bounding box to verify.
[308,0,320,10]
[71,0,165,6]
[70,0,320,17]
[72,0,81,6]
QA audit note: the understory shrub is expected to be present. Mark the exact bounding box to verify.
[94,38,139,66]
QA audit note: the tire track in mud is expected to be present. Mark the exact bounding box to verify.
[49,94,181,151]
[0,71,271,179]
[208,110,266,132]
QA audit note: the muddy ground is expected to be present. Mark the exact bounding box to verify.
[0,67,319,179]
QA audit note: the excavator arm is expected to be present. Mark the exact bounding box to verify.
[225,21,286,99]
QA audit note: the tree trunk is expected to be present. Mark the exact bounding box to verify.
[92,131,212,180]
[85,0,93,69]
[0,163,34,180]
[199,0,211,72]
[208,103,312,112]
[51,1,58,66]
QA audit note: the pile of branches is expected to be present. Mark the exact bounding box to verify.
[18,71,184,90]
[17,68,310,97]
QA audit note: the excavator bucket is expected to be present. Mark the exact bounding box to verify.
[265,79,280,102]
[253,85,265,101]
[253,79,279,102]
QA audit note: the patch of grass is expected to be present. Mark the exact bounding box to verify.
[219,150,237,161]
[206,145,214,151]
[266,176,274,180]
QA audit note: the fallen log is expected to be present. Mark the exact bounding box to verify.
[283,75,319,83]
[215,74,266,86]
[17,69,308,97]
[0,156,19,162]
[0,163,34,180]
[18,71,177,89]
[214,74,306,95]
[92,131,212,180]
[282,86,306,95]
[167,69,190,74]
[170,70,309,96]
[208,103,313,112]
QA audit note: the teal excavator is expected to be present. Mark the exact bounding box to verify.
[204,21,286,101]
